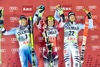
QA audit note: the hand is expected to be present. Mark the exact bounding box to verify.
[56,5,63,15]
[43,23,47,29]
[83,8,92,19]
[83,9,89,14]
[37,5,45,13]
[37,5,45,18]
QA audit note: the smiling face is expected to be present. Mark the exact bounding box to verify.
[68,15,76,22]
[46,15,55,27]
[19,18,27,26]
[48,20,54,27]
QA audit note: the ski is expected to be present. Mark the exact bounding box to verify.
[80,9,89,67]
[44,30,53,67]
[28,16,35,67]
[0,8,4,64]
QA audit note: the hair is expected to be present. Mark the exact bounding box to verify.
[45,15,55,26]
[68,11,75,18]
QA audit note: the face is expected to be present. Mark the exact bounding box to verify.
[19,18,27,26]
[48,20,54,27]
[69,15,76,22]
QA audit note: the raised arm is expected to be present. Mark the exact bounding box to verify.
[86,12,94,29]
[54,5,65,22]
[54,5,65,29]
[0,9,16,35]
[2,28,16,35]
[78,9,94,30]
[33,5,45,26]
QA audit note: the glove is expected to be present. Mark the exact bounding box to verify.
[56,5,63,15]
[83,9,92,19]
[37,5,45,13]
[56,5,65,22]
[0,20,3,25]
[36,5,45,18]
[87,12,92,19]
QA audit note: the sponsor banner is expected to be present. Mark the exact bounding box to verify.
[22,5,33,13]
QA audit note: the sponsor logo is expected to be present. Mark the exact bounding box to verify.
[62,5,72,12]
[9,6,18,12]
[0,49,6,53]
[76,16,85,20]
[75,6,84,11]
[11,38,17,43]
[9,16,18,22]
[88,5,97,11]
[11,48,19,54]
[50,5,72,12]
[38,37,44,42]
[90,35,99,40]
[22,5,33,13]
[0,38,5,42]
[91,45,100,51]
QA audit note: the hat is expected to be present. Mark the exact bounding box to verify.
[19,15,27,20]
[68,11,75,18]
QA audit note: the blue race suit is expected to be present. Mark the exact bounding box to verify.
[2,25,38,67]
[54,10,94,67]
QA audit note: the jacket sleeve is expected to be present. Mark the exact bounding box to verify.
[78,18,94,31]
[88,19,94,29]
[54,10,65,30]
[2,28,16,35]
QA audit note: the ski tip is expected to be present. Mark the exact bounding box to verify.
[83,8,88,12]
[28,16,33,21]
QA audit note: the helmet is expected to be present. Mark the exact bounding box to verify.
[68,11,75,18]
[46,15,55,25]
[47,15,54,21]
[19,15,27,20]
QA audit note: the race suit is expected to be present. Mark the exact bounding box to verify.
[54,10,94,67]
[43,26,59,67]
[33,8,59,67]
[36,22,59,67]
[2,25,38,67]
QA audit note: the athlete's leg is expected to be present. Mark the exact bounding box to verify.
[28,49,38,67]
[52,47,58,67]
[71,43,80,67]
[42,47,49,67]
[33,52,38,67]
[64,43,71,67]
[19,48,28,67]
